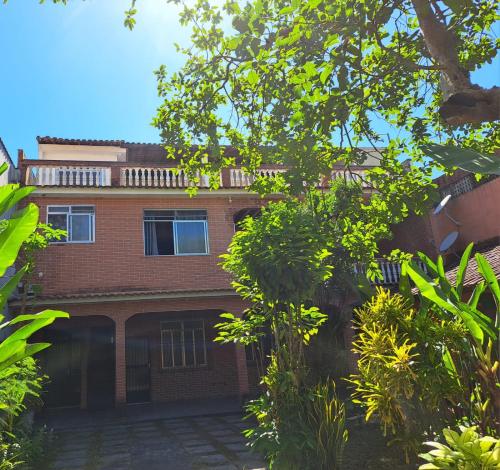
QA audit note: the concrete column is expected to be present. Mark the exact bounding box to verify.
[234,343,249,400]
[115,317,127,406]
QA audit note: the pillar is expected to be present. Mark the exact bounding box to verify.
[115,317,127,405]
[234,343,250,401]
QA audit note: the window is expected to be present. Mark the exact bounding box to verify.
[161,320,207,368]
[144,210,208,256]
[47,206,95,243]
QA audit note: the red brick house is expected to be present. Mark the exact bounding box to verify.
[13,137,381,409]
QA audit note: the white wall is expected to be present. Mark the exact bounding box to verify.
[39,144,126,162]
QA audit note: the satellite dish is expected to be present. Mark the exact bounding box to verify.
[434,194,451,215]
[439,231,459,252]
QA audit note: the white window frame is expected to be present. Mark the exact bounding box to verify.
[160,320,208,369]
[143,209,210,257]
[46,205,95,244]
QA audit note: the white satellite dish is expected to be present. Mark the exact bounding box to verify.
[434,194,451,215]
[439,231,459,252]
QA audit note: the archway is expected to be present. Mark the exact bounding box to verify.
[37,315,115,409]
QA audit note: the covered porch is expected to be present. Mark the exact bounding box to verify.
[24,292,250,409]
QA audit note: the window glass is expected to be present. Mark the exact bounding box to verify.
[72,206,95,214]
[144,210,208,256]
[172,329,183,366]
[144,221,174,255]
[160,320,207,368]
[144,210,175,221]
[184,329,195,366]
[71,214,91,242]
[47,213,68,242]
[161,331,173,368]
[175,210,207,220]
[48,206,70,213]
[47,206,94,243]
[175,221,207,254]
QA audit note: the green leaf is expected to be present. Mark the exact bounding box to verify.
[7,309,70,326]
[475,253,500,306]
[0,203,39,277]
[247,70,259,85]
[0,265,27,311]
[417,251,439,277]
[404,261,487,343]
[456,243,474,297]
[468,280,486,309]
[422,144,500,175]
[0,185,35,216]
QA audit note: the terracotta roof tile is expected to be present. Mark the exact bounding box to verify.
[12,287,237,304]
[446,244,500,287]
[37,136,127,146]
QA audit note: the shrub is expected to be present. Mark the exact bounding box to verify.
[349,288,466,457]
[245,374,347,469]
[419,426,499,469]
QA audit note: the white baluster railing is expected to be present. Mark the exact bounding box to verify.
[26,166,111,187]
[353,259,427,285]
[119,167,211,188]
[229,168,287,188]
[331,170,369,187]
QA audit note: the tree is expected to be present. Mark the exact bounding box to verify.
[147,0,498,187]
[215,198,350,468]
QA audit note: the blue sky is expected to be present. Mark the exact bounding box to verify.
[0,0,193,161]
[0,1,498,164]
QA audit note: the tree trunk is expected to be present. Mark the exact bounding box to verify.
[411,0,500,125]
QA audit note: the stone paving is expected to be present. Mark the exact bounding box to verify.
[49,413,266,470]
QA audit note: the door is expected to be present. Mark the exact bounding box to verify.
[126,337,151,403]
[41,329,81,407]
[87,326,115,409]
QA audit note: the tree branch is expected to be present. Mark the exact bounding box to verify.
[411,0,500,125]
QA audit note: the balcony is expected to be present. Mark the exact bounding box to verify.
[229,167,287,188]
[26,165,111,187]
[354,259,428,285]
[22,160,373,191]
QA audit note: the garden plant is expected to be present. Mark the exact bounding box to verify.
[350,244,499,463]
[0,163,68,468]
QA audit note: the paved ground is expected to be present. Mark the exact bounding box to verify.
[48,413,266,470]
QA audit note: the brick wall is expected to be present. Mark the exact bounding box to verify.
[126,310,241,401]
[28,194,265,296]
[31,296,250,405]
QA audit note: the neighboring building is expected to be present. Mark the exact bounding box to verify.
[13,137,379,409]
[0,137,17,185]
[0,138,18,329]
[384,170,500,289]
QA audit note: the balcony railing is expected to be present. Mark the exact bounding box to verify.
[331,170,370,188]
[24,161,374,191]
[354,259,428,285]
[120,167,210,188]
[229,168,288,188]
[26,165,111,187]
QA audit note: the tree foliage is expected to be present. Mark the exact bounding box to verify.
[149,0,498,192]
[216,198,352,468]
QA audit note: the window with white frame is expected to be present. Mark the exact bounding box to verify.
[143,210,208,256]
[161,320,207,368]
[47,206,95,243]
